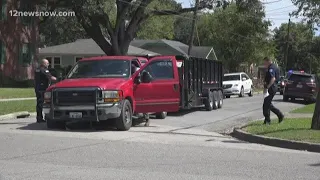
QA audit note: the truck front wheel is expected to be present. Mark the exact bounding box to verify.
[115,99,133,131]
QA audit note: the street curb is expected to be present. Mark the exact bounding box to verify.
[0,111,36,121]
[231,128,320,153]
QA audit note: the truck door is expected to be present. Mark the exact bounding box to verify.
[133,57,180,113]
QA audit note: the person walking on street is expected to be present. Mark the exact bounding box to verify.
[34,59,56,123]
[263,57,284,125]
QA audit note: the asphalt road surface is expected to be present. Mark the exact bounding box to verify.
[0,93,319,180]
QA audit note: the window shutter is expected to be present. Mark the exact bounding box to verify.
[18,44,23,64]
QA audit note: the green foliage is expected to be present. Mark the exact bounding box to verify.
[196,2,273,71]
[136,0,178,39]
[273,22,320,73]
[291,0,320,27]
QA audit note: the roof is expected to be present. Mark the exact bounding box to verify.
[39,39,159,56]
[130,39,216,59]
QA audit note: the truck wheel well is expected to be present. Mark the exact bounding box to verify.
[125,96,134,111]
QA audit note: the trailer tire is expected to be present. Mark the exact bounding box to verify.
[239,86,244,97]
[218,90,223,108]
[155,112,167,119]
[212,91,219,110]
[115,99,132,131]
[204,91,214,111]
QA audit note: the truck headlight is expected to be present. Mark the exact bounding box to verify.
[100,90,123,103]
[44,92,51,103]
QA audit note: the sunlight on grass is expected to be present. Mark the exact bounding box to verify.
[291,104,315,114]
[244,118,320,143]
[0,88,35,99]
[0,100,36,115]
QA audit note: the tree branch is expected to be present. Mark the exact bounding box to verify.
[125,0,153,39]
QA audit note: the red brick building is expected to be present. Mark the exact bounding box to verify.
[0,0,38,84]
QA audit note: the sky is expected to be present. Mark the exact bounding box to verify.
[176,0,312,32]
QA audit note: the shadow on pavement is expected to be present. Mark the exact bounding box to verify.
[220,140,249,144]
[16,121,118,132]
[168,108,203,117]
[309,163,320,167]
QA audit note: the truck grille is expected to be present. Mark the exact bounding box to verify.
[53,89,97,105]
[223,84,232,89]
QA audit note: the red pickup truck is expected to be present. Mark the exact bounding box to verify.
[43,55,223,131]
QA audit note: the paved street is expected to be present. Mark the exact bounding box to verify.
[0,94,319,180]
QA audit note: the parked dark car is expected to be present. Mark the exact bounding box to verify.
[283,72,317,103]
[277,76,285,95]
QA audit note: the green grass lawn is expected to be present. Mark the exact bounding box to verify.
[0,100,36,115]
[244,118,320,143]
[0,88,35,99]
[291,103,315,114]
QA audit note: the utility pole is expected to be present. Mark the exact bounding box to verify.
[188,0,199,55]
[283,18,291,72]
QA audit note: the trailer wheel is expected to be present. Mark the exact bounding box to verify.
[204,92,214,111]
[218,90,223,108]
[115,99,132,131]
[212,91,219,110]
[155,112,167,119]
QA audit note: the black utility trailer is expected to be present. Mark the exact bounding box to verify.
[176,55,223,111]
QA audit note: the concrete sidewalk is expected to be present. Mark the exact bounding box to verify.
[0,97,36,102]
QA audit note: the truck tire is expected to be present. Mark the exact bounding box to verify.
[115,99,133,131]
[218,90,223,108]
[204,91,214,111]
[155,112,167,119]
[46,116,65,129]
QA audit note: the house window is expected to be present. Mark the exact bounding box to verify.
[0,40,6,64]
[19,43,32,65]
[45,56,61,68]
[53,57,61,68]
[1,0,7,21]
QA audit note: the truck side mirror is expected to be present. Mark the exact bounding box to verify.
[141,71,153,83]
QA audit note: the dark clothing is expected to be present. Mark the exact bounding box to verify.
[34,67,53,121]
[263,63,283,123]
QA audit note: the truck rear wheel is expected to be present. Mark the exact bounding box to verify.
[115,99,132,131]
[212,91,219,110]
[155,112,167,119]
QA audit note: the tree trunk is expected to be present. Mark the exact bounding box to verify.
[311,87,320,129]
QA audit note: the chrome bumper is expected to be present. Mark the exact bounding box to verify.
[43,102,122,122]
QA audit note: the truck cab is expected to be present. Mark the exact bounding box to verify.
[43,56,181,131]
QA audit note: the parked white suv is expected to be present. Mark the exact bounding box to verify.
[223,72,253,98]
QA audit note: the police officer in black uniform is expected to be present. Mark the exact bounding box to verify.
[263,57,284,125]
[34,59,56,123]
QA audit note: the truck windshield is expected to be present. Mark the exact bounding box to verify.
[67,59,131,79]
[223,75,240,81]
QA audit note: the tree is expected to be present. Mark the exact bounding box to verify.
[35,0,228,55]
[291,0,320,130]
[196,1,273,72]
[273,22,315,72]
[173,13,193,44]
